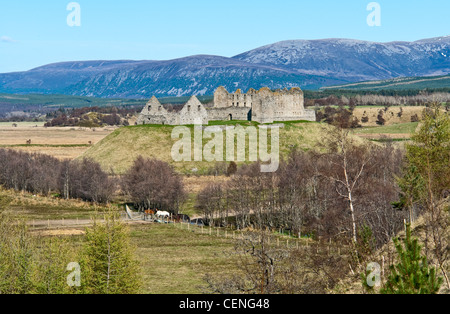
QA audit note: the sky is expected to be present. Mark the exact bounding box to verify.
[0,0,449,73]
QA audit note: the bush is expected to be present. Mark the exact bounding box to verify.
[411,114,420,122]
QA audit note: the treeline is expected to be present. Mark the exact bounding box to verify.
[197,129,408,249]
[0,149,114,203]
[304,88,450,99]
[44,106,139,127]
[0,149,186,209]
[0,103,52,120]
[306,92,450,108]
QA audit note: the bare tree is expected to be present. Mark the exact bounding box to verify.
[320,128,373,244]
[121,156,186,212]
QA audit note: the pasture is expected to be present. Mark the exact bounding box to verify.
[352,122,419,141]
[0,124,114,159]
[131,223,239,294]
[352,106,425,127]
[0,186,240,294]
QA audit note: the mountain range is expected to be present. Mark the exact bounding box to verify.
[1,36,449,98]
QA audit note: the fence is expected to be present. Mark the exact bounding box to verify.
[172,221,350,256]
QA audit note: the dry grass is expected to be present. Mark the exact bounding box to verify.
[0,187,107,220]
[0,125,114,160]
[335,202,450,294]
[183,175,230,194]
[353,106,425,127]
[6,146,91,160]
[32,229,86,236]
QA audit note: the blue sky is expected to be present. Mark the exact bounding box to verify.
[0,0,449,73]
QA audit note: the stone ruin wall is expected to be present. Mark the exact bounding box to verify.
[213,86,315,124]
[137,86,316,126]
[136,96,208,125]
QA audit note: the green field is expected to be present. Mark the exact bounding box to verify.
[322,74,450,91]
[354,122,419,135]
[131,224,238,294]
[0,186,239,294]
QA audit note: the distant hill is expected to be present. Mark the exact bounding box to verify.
[322,74,450,91]
[0,36,449,98]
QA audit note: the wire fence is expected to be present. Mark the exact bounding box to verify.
[173,221,350,256]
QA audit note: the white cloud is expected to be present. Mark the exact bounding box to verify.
[1,36,17,43]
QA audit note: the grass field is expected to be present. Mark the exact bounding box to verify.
[131,224,239,294]
[0,187,106,220]
[0,122,46,127]
[352,121,419,142]
[0,125,114,159]
[355,122,419,135]
[352,106,425,127]
[0,185,240,294]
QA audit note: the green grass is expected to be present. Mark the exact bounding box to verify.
[354,122,419,135]
[130,224,239,294]
[181,193,199,217]
[81,121,363,175]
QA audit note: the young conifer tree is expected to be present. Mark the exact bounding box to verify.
[381,224,442,294]
[81,210,141,294]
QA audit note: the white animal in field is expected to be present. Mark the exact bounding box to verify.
[156,211,170,218]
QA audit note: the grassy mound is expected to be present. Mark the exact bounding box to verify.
[81,121,364,174]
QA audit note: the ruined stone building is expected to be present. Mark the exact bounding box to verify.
[136,86,316,125]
